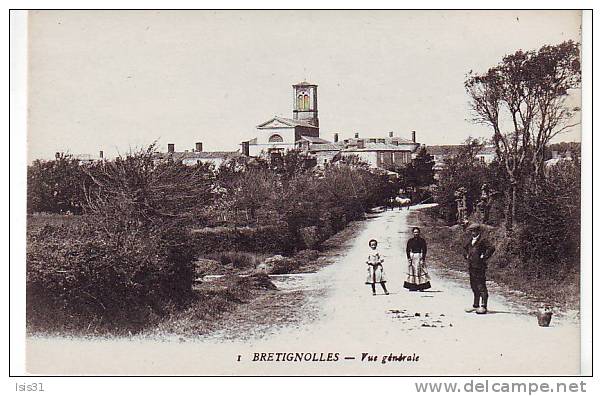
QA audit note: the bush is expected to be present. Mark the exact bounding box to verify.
[27,154,90,214]
[26,145,395,334]
[204,251,268,270]
[26,147,213,334]
[258,255,301,274]
[27,221,196,333]
[238,273,278,290]
[514,160,581,279]
[431,140,507,225]
[299,226,322,250]
[191,224,293,255]
[294,249,320,265]
[194,258,223,276]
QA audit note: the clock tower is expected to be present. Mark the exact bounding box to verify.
[292,81,319,127]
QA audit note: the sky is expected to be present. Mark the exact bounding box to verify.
[27,10,582,161]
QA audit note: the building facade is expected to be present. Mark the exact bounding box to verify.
[243,81,421,171]
[154,142,241,168]
[245,81,321,158]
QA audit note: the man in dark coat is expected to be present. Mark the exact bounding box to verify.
[463,223,495,314]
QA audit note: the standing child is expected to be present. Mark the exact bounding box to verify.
[365,239,389,296]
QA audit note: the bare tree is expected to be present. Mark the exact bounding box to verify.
[465,41,581,234]
[528,42,581,180]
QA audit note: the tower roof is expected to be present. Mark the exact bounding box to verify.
[293,81,317,87]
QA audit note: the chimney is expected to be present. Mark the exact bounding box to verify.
[333,133,339,143]
[242,141,250,156]
[55,152,60,160]
[411,130,416,143]
[99,150,104,159]
[357,139,365,149]
[168,143,175,153]
[195,142,203,152]
[354,132,359,139]
[389,131,394,138]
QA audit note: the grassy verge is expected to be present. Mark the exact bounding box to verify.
[409,209,580,312]
[26,210,366,337]
[146,219,367,338]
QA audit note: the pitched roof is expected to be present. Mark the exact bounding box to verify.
[182,151,241,160]
[343,136,415,145]
[477,146,497,155]
[545,157,572,167]
[308,142,345,151]
[343,142,418,152]
[426,145,497,156]
[154,151,241,161]
[293,81,317,87]
[298,135,331,144]
[257,116,318,129]
[425,145,463,156]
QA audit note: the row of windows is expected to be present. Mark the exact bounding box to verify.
[379,151,410,164]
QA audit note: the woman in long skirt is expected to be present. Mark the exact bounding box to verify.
[365,239,389,296]
[404,227,431,291]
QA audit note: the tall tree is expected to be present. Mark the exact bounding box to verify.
[528,42,581,180]
[465,40,581,234]
[390,147,435,190]
[412,146,436,187]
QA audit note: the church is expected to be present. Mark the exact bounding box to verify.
[243,81,329,158]
[243,81,421,169]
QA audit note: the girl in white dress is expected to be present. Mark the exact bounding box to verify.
[365,239,389,296]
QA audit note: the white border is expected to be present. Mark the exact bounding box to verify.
[8,10,27,378]
[579,9,593,377]
[5,3,598,395]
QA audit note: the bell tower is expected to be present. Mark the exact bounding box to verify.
[292,81,318,127]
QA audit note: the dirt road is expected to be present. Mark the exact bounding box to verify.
[27,206,581,375]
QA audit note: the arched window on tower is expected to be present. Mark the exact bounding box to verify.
[303,94,310,110]
[297,94,304,110]
[268,134,284,143]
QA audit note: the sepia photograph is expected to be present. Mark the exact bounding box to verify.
[16,9,589,376]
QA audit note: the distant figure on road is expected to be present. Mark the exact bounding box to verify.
[365,239,389,296]
[385,196,410,211]
[386,197,396,211]
[404,227,431,291]
[463,224,496,314]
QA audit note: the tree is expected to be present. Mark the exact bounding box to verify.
[432,139,490,224]
[270,149,316,180]
[27,154,88,214]
[225,167,282,220]
[518,158,581,278]
[412,146,436,187]
[465,40,581,234]
[390,146,435,194]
